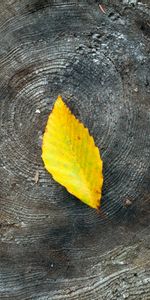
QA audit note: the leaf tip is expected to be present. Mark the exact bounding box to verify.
[55,95,64,106]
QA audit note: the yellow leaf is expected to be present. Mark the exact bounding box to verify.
[42,96,103,209]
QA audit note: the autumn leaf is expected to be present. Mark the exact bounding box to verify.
[42,96,103,209]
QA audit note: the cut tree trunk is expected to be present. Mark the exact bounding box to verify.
[0,1,150,299]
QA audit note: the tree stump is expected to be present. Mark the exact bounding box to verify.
[0,1,150,299]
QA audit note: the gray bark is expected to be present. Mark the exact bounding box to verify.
[0,0,150,299]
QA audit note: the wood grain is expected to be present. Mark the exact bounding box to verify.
[0,0,150,299]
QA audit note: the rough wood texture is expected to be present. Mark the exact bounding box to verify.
[0,0,150,299]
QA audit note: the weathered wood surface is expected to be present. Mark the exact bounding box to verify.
[0,0,150,299]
